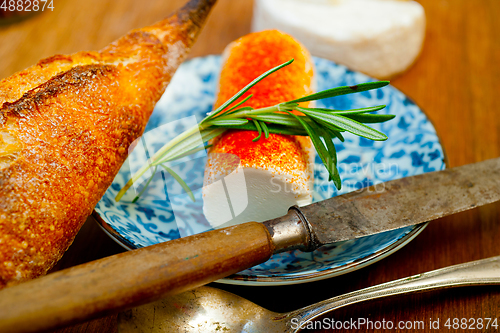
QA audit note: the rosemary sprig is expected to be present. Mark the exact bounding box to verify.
[115,59,394,202]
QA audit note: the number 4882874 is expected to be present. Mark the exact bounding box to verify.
[444,318,498,330]
[0,0,55,12]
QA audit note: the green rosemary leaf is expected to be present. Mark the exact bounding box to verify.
[200,128,227,143]
[286,112,339,187]
[284,81,389,104]
[252,119,263,142]
[343,113,396,123]
[298,105,386,115]
[226,106,254,116]
[291,113,328,157]
[277,103,298,112]
[163,128,225,163]
[208,119,249,126]
[116,128,224,202]
[250,113,336,131]
[266,124,307,136]
[316,124,341,189]
[249,114,302,128]
[213,122,307,136]
[320,129,338,167]
[153,138,202,166]
[299,109,388,141]
[160,165,195,202]
[261,121,270,139]
[305,117,345,134]
[225,94,253,113]
[153,128,217,166]
[294,109,347,131]
[132,166,158,203]
[307,118,332,164]
[160,144,210,163]
[203,59,294,122]
[328,128,345,142]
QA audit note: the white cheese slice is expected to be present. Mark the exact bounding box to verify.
[202,134,314,229]
[252,0,426,78]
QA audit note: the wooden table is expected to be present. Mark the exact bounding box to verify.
[1,0,499,332]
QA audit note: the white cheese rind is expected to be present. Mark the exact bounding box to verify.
[203,165,313,229]
[252,0,426,78]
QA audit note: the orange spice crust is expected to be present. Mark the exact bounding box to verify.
[210,30,314,184]
[208,130,312,193]
[214,30,314,110]
[0,0,216,289]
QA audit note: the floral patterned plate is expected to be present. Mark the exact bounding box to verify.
[93,56,445,286]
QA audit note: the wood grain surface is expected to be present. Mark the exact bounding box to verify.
[1,0,499,332]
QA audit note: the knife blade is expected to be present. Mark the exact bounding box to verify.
[262,157,500,252]
[292,156,500,246]
[1,157,499,333]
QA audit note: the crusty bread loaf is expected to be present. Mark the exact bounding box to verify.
[0,0,216,289]
[203,30,315,228]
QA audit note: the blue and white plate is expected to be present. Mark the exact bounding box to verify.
[93,56,446,286]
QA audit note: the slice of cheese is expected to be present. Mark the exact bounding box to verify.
[203,131,314,228]
[202,30,315,228]
[252,0,426,79]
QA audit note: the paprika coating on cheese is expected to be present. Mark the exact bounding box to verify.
[210,30,315,180]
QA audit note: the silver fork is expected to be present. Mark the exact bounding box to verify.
[284,256,500,332]
[118,256,500,333]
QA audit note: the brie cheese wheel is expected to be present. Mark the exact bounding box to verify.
[202,30,315,229]
[252,0,426,79]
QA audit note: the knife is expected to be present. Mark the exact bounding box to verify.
[1,157,499,333]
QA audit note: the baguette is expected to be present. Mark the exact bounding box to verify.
[0,0,216,288]
[203,30,315,228]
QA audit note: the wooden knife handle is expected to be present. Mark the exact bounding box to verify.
[0,222,274,333]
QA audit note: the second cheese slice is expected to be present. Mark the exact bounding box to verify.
[252,0,426,79]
